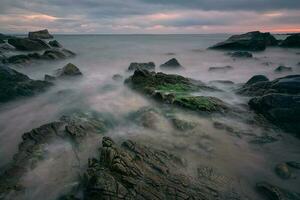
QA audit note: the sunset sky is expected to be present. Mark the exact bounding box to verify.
[0,0,300,34]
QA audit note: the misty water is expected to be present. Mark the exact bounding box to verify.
[1,34,300,199]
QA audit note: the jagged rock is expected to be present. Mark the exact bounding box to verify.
[0,112,110,197]
[49,40,62,48]
[128,62,155,71]
[256,182,300,200]
[228,51,253,58]
[280,34,300,48]
[249,94,300,136]
[275,163,292,179]
[44,74,56,81]
[112,74,123,81]
[8,38,50,51]
[209,65,233,71]
[57,63,82,77]
[160,58,183,68]
[0,65,52,102]
[209,31,278,51]
[125,69,228,113]
[245,75,269,86]
[275,65,292,72]
[28,29,53,39]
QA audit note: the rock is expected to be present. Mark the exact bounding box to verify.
[210,80,235,85]
[249,94,300,136]
[0,111,109,197]
[0,65,52,102]
[42,49,68,59]
[228,51,253,58]
[3,54,31,64]
[275,163,292,179]
[245,75,269,86]
[209,65,233,71]
[57,63,82,77]
[28,29,53,39]
[112,74,123,81]
[69,137,241,200]
[127,107,162,129]
[125,69,227,113]
[256,182,300,200]
[0,43,15,51]
[44,74,56,81]
[0,33,16,40]
[160,58,183,68]
[209,31,278,51]
[128,62,155,71]
[286,161,300,169]
[49,40,62,48]
[0,39,4,44]
[280,34,300,48]
[275,65,292,72]
[170,117,197,131]
[8,38,50,51]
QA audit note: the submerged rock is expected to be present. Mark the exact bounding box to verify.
[8,38,50,51]
[280,34,300,48]
[256,182,300,200]
[209,31,278,51]
[160,58,183,68]
[275,163,292,179]
[128,62,155,71]
[228,51,253,58]
[57,63,83,77]
[28,29,53,39]
[49,40,62,48]
[0,65,52,103]
[274,65,292,72]
[245,75,269,86]
[209,65,233,71]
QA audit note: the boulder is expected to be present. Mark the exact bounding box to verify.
[28,29,53,39]
[209,31,278,51]
[42,49,68,59]
[209,65,233,71]
[228,51,253,58]
[57,63,82,77]
[280,34,300,48]
[3,54,31,64]
[274,65,292,72]
[0,65,52,102]
[160,58,183,68]
[275,163,292,179]
[256,182,300,200]
[245,75,269,86]
[49,40,62,48]
[128,62,155,71]
[8,38,50,51]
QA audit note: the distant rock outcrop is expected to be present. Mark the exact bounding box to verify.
[209,31,278,51]
[274,65,292,72]
[28,29,53,39]
[160,58,183,68]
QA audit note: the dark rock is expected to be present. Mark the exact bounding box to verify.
[209,65,233,71]
[0,39,4,44]
[28,29,53,39]
[0,33,16,40]
[44,74,56,81]
[245,75,269,86]
[3,54,31,64]
[228,51,253,58]
[286,161,300,169]
[280,34,300,48]
[0,43,15,51]
[256,182,300,200]
[112,74,123,81]
[249,93,300,136]
[61,49,76,57]
[0,65,52,103]
[275,65,292,72]
[57,63,82,77]
[160,58,183,68]
[275,163,292,179]
[210,80,235,85]
[209,31,278,51]
[8,38,50,51]
[49,40,62,48]
[42,49,68,59]
[128,62,155,71]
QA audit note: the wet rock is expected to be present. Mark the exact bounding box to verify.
[44,74,56,81]
[0,42,15,51]
[128,62,155,71]
[57,63,83,77]
[42,49,68,59]
[280,34,300,48]
[275,65,292,72]
[275,163,292,179]
[49,40,62,48]
[209,65,233,71]
[160,58,183,68]
[209,31,278,51]
[8,38,50,51]
[0,65,52,103]
[245,75,269,86]
[256,181,300,200]
[228,51,253,58]
[28,29,53,39]
[286,161,300,169]
[112,74,123,81]
[3,54,31,64]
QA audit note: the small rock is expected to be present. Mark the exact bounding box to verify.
[245,75,269,86]
[128,62,155,71]
[160,58,183,68]
[57,63,82,77]
[209,65,233,71]
[112,74,123,81]
[275,163,291,179]
[274,65,292,72]
[28,29,53,39]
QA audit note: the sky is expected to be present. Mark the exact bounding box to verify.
[0,0,300,34]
